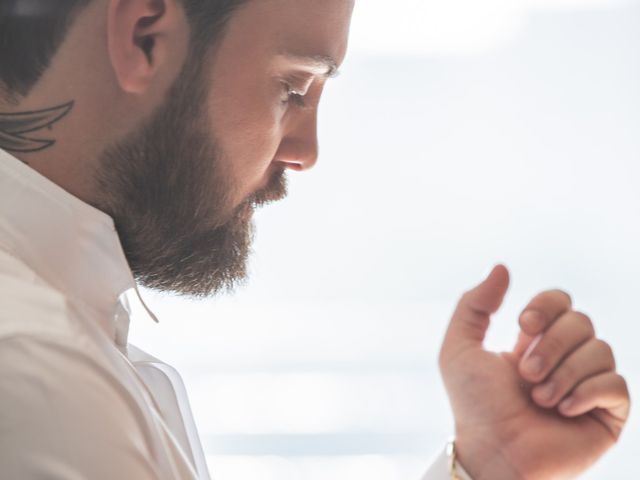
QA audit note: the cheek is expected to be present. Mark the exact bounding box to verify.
[208,86,284,193]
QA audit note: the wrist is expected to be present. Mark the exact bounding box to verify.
[446,439,472,480]
[455,433,522,480]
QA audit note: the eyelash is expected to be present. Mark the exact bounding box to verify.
[282,82,307,108]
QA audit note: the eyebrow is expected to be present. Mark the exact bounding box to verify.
[278,53,340,79]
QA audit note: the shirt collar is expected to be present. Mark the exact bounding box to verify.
[0,148,136,343]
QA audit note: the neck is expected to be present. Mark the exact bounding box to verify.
[0,100,75,156]
[0,0,131,206]
[0,95,101,204]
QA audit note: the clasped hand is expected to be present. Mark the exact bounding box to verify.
[439,265,630,480]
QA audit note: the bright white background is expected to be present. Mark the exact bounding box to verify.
[131,1,640,478]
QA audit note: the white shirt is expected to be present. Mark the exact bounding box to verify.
[0,148,469,479]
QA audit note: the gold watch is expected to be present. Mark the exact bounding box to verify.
[446,439,461,480]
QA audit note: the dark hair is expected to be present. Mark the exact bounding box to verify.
[0,0,249,102]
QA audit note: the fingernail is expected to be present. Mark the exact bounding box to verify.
[559,397,573,412]
[521,311,544,331]
[535,381,555,402]
[523,355,543,376]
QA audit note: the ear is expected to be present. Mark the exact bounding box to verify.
[107,0,189,94]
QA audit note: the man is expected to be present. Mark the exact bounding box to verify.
[0,0,630,479]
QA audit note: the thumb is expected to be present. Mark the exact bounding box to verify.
[442,265,510,355]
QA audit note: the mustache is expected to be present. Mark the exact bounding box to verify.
[248,168,288,208]
[214,168,288,229]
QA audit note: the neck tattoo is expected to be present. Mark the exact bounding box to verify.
[0,101,74,154]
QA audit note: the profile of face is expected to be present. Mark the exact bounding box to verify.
[95,0,354,297]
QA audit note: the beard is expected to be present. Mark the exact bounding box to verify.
[93,49,287,298]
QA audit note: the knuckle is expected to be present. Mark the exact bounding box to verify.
[460,290,474,305]
[595,339,614,361]
[615,374,629,395]
[551,289,573,306]
[587,339,617,372]
[519,309,547,331]
[572,311,595,334]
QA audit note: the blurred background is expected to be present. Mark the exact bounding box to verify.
[130,0,640,478]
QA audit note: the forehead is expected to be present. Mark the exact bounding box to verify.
[218,0,354,67]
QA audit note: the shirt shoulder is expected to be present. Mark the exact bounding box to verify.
[0,335,161,479]
[0,248,73,340]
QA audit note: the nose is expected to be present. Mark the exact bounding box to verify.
[274,111,319,171]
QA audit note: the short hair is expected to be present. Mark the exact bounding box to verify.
[0,0,249,102]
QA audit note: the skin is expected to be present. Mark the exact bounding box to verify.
[442,266,630,479]
[1,0,353,296]
[204,0,348,209]
[0,0,629,477]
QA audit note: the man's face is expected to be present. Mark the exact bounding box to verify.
[95,0,354,297]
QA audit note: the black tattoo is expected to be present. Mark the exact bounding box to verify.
[0,101,74,153]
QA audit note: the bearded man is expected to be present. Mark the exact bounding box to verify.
[0,1,630,479]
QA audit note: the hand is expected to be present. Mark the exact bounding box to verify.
[439,265,630,480]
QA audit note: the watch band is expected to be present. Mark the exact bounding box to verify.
[446,439,473,480]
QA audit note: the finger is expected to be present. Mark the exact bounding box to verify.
[519,289,572,337]
[559,372,630,424]
[531,338,615,408]
[441,265,510,357]
[513,330,535,358]
[519,310,595,382]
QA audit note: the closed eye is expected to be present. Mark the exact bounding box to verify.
[288,91,306,107]
[282,82,307,107]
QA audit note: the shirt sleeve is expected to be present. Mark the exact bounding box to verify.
[421,445,473,480]
[0,336,162,479]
